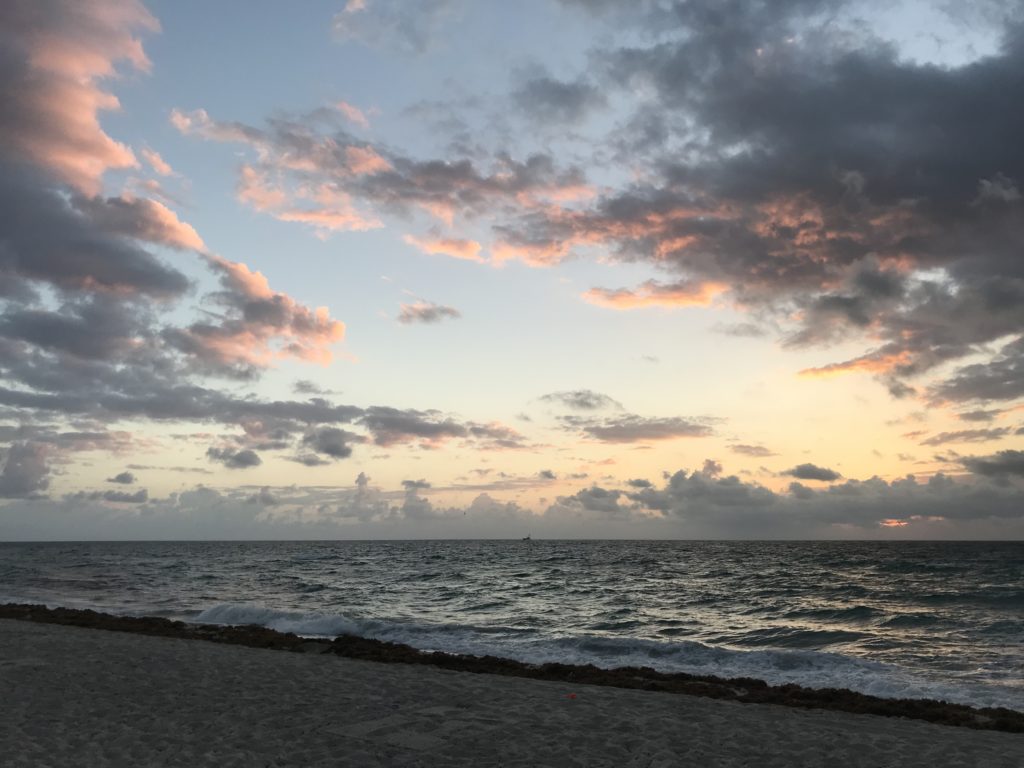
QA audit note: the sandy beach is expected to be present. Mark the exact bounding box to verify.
[2,619,1022,767]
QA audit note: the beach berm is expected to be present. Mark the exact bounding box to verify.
[2,617,1023,767]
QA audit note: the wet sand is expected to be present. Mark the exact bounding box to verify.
[3,619,1023,767]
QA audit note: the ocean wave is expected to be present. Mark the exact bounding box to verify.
[189,601,1023,711]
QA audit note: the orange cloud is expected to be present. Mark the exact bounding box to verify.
[879,519,908,527]
[404,234,484,263]
[582,280,727,310]
[798,350,914,378]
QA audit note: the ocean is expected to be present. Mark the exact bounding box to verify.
[1,540,1021,711]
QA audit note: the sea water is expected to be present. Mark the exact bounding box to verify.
[1,539,1021,711]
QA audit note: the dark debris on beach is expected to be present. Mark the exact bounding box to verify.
[2,602,1021,734]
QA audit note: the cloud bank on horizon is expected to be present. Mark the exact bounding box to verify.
[1,0,1023,539]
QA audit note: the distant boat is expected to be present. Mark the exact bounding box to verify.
[521,534,531,541]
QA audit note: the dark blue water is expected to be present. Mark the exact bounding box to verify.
[1,540,1021,710]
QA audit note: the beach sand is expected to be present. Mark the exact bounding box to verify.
[2,619,1022,767]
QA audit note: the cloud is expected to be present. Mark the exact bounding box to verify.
[140,148,175,177]
[583,280,726,310]
[173,105,588,237]
[164,255,346,377]
[538,469,557,480]
[71,195,205,251]
[107,471,136,485]
[335,101,370,129]
[919,428,1010,446]
[784,463,841,482]
[548,485,628,518]
[403,234,484,262]
[565,414,714,443]
[730,444,776,457]
[479,2,1024,405]
[358,407,467,446]
[957,409,1002,422]
[397,301,461,325]
[0,0,157,194]
[331,0,463,54]
[512,73,606,124]
[206,447,262,469]
[301,427,361,459]
[293,380,336,395]
[0,166,191,299]
[960,450,1024,479]
[246,487,280,506]
[0,442,50,498]
[102,488,148,503]
[929,337,1024,404]
[540,390,623,411]
[4,465,1024,540]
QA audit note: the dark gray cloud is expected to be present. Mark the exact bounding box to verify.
[301,427,361,459]
[538,469,557,480]
[730,444,776,457]
[487,1,1024,403]
[0,442,50,498]
[107,471,136,485]
[0,166,191,300]
[246,487,280,506]
[549,485,628,518]
[566,414,714,443]
[960,450,1024,479]
[206,447,262,469]
[126,464,213,475]
[512,73,606,124]
[919,428,1010,446]
[957,409,1002,422]
[784,463,841,482]
[930,337,1024,404]
[359,406,468,446]
[397,301,461,325]
[3,464,1024,540]
[0,1,375,481]
[540,390,623,411]
[102,489,148,503]
[293,380,335,395]
[288,454,332,467]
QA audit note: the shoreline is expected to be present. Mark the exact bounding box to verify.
[2,602,1021,733]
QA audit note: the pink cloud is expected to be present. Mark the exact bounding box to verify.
[141,147,175,176]
[167,256,346,372]
[336,101,370,129]
[403,234,484,263]
[236,167,381,235]
[0,0,158,194]
[74,195,205,251]
[345,145,391,175]
[237,165,288,211]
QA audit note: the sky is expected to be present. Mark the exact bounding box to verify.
[1,0,1024,540]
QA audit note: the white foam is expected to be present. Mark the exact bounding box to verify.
[189,602,1024,711]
